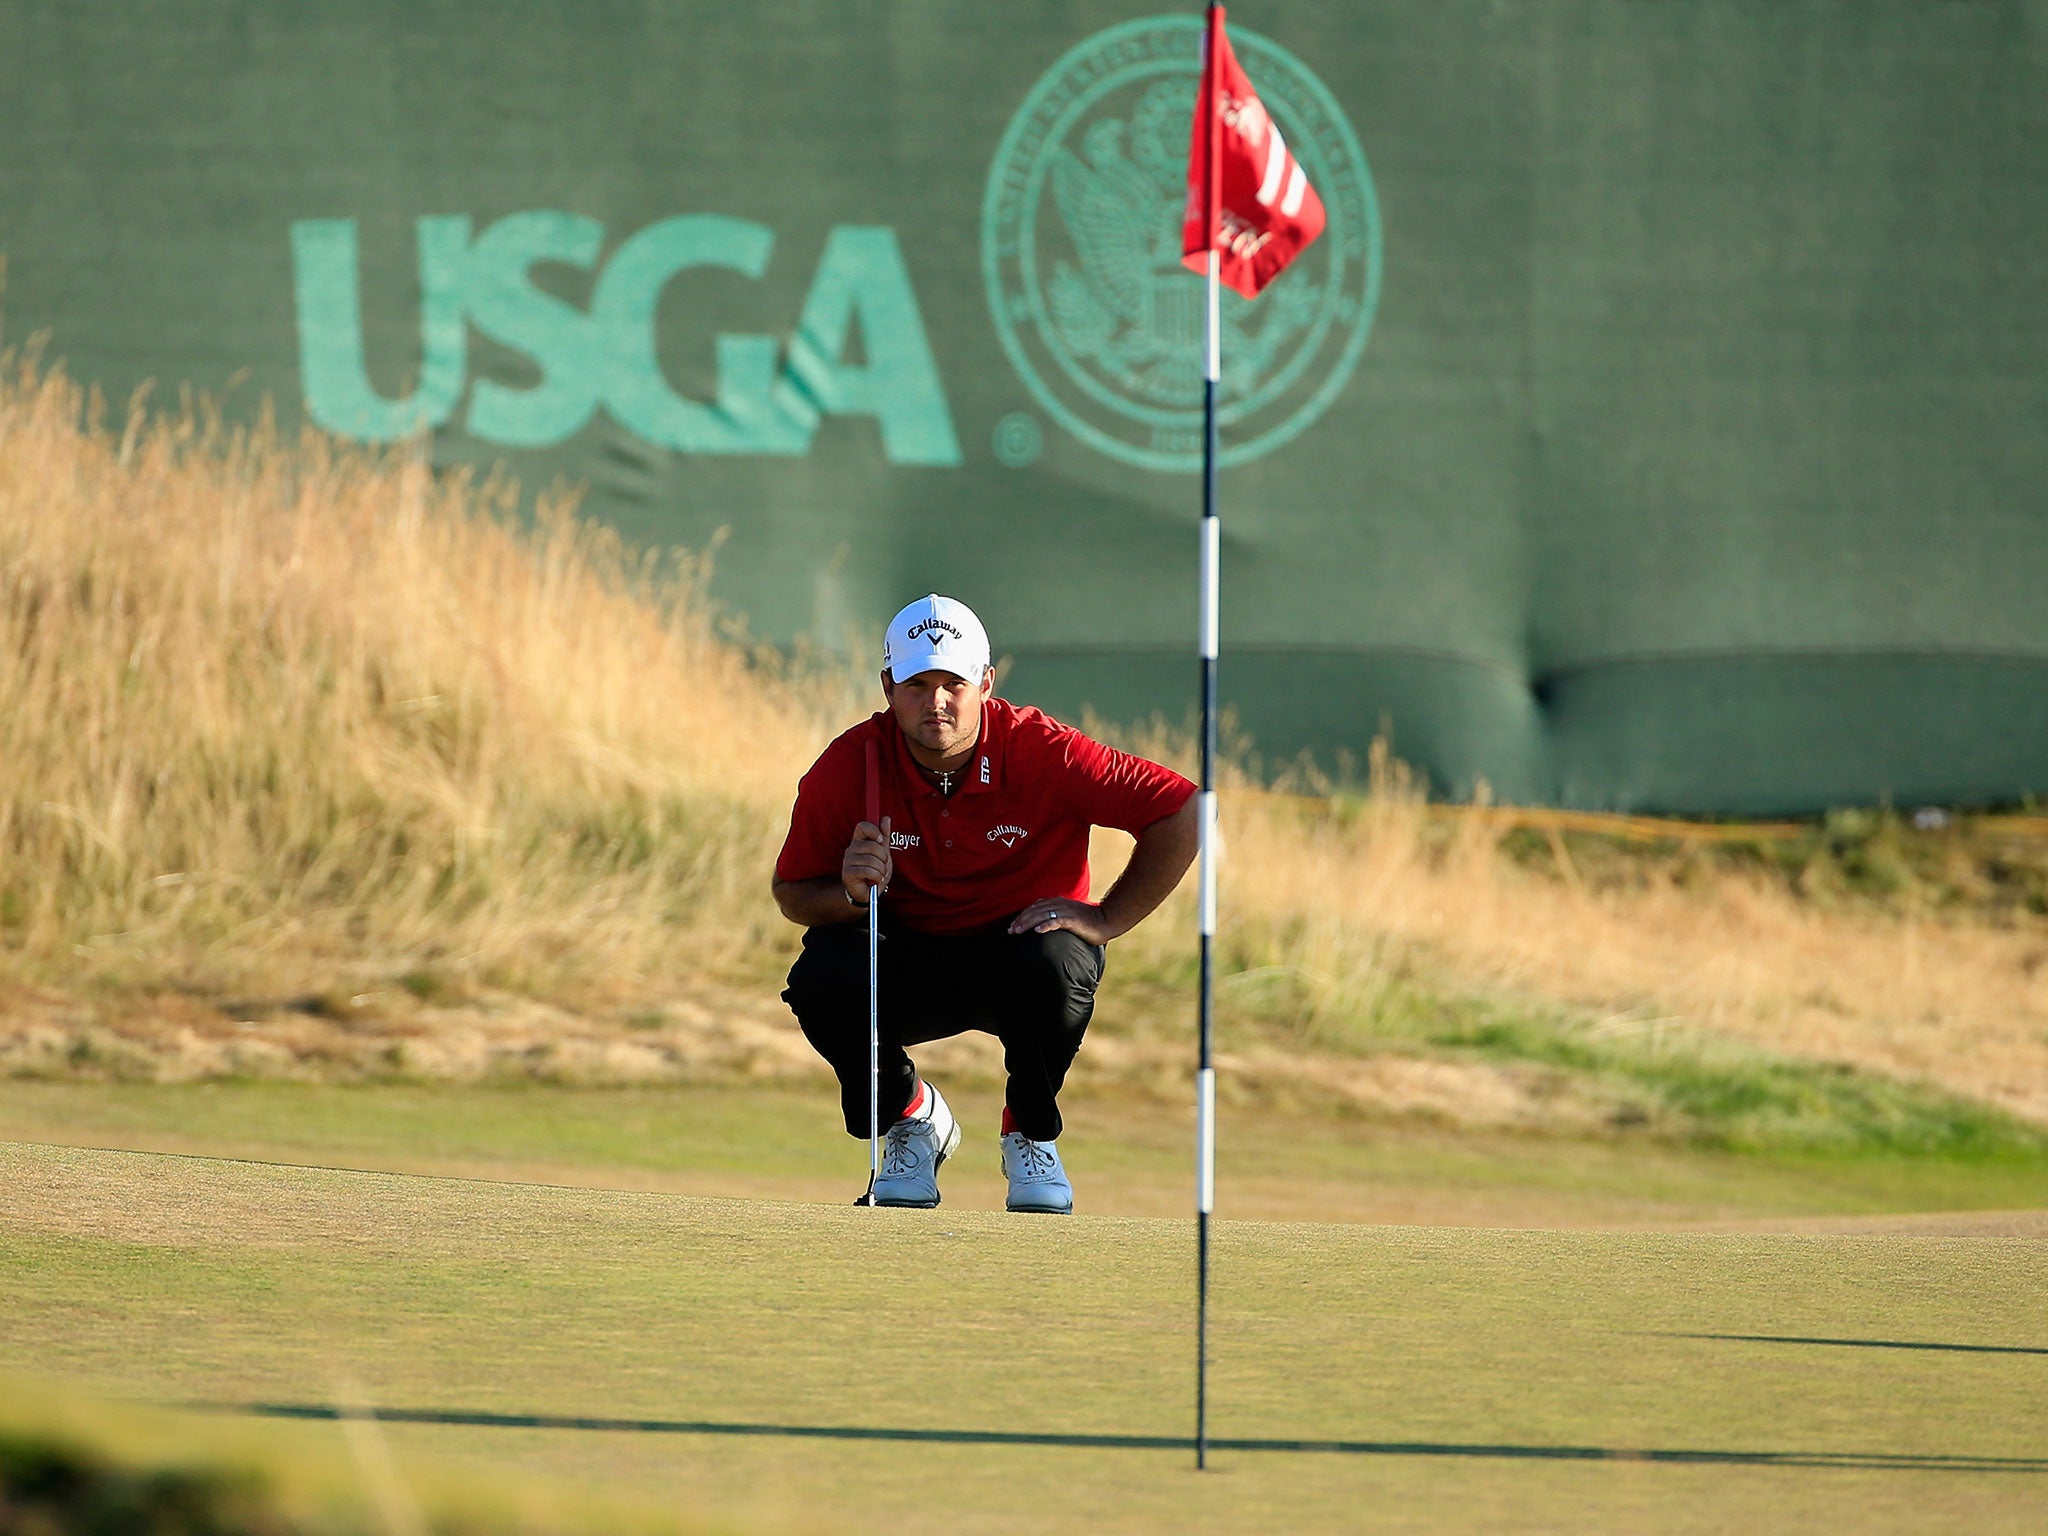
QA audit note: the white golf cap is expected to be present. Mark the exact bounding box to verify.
[882,594,991,683]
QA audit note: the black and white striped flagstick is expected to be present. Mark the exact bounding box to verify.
[1194,2,1223,1473]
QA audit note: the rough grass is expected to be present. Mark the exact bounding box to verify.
[5,354,2048,1153]
[1108,768,2048,1136]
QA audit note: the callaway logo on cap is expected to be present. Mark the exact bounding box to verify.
[883,594,991,683]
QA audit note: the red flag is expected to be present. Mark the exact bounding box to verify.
[1181,5,1326,300]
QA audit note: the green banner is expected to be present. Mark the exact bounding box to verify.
[4,1,2044,812]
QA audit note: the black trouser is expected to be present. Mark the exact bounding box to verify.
[781,916,1104,1143]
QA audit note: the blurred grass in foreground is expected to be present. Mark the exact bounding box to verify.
[4,354,2047,1159]
[0,1373,700,1536]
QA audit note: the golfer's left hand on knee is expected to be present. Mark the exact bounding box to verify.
[1009,898,1117,943]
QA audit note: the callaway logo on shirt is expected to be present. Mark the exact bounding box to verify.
[775,696,1195,934]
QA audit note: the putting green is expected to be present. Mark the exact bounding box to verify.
[5,1079,2047,1229]
[2,1138,2044,1535]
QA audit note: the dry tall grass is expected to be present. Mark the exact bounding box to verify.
[1152,768,2048,1126]
[0,357,840,1009]
[4,356,2046,1129]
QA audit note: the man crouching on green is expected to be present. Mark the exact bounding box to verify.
[772,595,1198,1212]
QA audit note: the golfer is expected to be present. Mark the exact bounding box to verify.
[773,595,1198,1212]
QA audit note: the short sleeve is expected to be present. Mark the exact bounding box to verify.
[1057,728,1197,833]
[774,734,863,883]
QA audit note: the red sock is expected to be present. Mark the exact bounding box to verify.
[1000,1105,1018,1136]
[903,1080,927,1120]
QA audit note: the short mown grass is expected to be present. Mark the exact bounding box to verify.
[4,1141,2046,1536]
[8,1077,2047,1230]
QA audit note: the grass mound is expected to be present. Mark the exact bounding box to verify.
[0,355,842,1010]
[3,354,2047,1154]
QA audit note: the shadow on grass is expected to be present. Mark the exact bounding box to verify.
[202,1403,2048,1474]
[1668,1333,2048,1357]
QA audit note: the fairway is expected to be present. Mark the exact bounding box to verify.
[3,1135,2045,1534]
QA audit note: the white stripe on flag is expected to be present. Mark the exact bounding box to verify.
[1257,123,1291,207]
[1281,161,1308,218]
[1197,1067,1216,1214]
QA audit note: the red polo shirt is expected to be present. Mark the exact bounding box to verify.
[775,697,1196,934]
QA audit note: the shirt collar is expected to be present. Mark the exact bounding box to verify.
[887,696,1006,799]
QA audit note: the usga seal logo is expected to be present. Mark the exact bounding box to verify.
[982,16,1381,473]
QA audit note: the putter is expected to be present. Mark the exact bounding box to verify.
[860,739,882,1206]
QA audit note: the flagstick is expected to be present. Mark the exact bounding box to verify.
[1194,253,1219,1473]
[1195,0,1223,1476]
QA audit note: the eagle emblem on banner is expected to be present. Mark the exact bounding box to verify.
[1046,82,1314,409]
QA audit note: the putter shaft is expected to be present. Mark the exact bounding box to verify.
[867,882,880,1202]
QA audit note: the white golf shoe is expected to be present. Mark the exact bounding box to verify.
[1001,1130,1074,1214]
[869,1081,960,1208]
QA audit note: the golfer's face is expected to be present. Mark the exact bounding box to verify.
[884,668,990,758]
